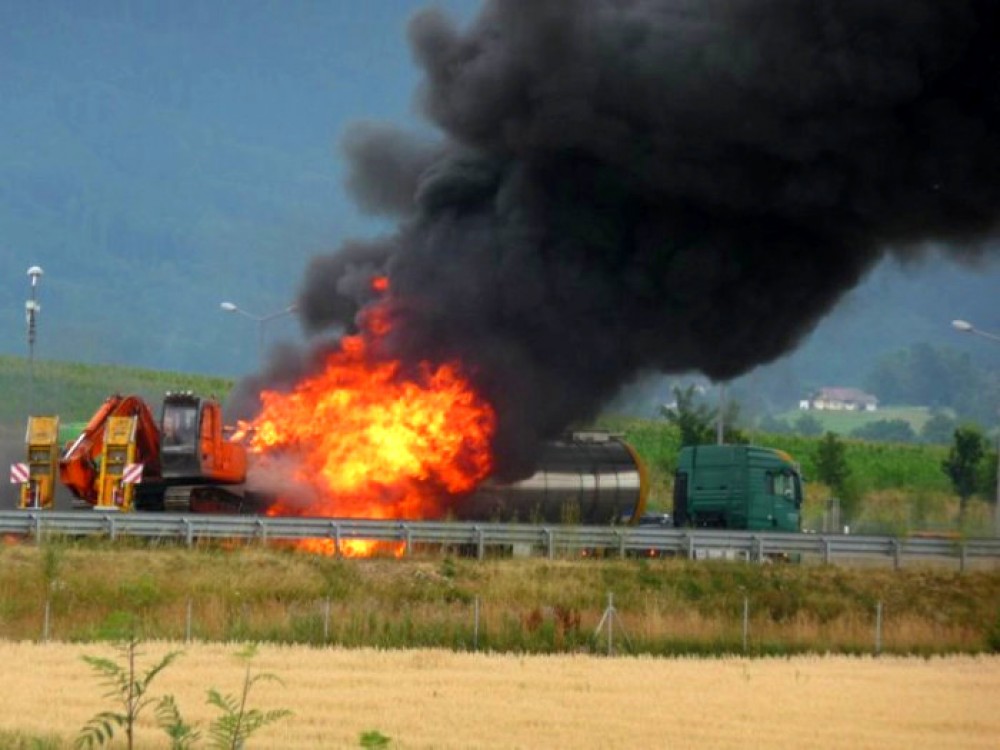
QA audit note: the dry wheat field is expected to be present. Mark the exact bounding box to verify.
[0,642,996,749]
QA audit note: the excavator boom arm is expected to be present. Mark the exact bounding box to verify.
[59,394,162,505]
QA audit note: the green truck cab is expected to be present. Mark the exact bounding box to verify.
[673,445,803,531]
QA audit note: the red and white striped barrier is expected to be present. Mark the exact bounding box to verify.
[9,463,29,484]
[122,463,144,485]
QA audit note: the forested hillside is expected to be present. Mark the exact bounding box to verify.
[2,1,999,405]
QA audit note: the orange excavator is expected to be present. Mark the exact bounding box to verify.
[59,391,247,511]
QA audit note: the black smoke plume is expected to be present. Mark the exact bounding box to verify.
[252,0,1000,480]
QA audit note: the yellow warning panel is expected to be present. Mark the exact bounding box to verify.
[19,416,60,510]
[95,416,138,511]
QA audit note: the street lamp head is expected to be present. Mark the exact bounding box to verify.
[220,302,238,313]
[951,319,973,333]
[27,266,43,286]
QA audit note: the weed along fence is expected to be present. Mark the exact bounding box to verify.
[2,511,1000,569]
[24,586,912,658]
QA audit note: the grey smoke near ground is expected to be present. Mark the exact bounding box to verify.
[262,0,1000,480]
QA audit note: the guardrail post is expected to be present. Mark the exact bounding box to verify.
[475,526,485,561]
[753,535,764,563]
[333,522,342,557]
[823,537,832,565]
[183,518,193,548]
[685,533,695,560]
[959,543,967,574]
[543,528,554,560]
[32,512,42,544]
[256,518,267,546]
[107,515,117,542]
[891,539,901,571]
[617,530,625,560]
[403,524,412,556]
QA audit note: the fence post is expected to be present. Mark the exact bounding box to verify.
[323,597,331,642]
[606,593,614,655]
[42,597,51,642]
[185,597,193,643]
[875,600,883,656]
[473,597,480,651]
[742,595,749,653]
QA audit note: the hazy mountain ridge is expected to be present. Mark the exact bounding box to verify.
[1,0,998,394]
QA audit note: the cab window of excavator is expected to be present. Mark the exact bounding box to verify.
[162,405,198,448]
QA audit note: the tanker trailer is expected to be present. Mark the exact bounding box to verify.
[200,430,650,524]
[456,431,650,525]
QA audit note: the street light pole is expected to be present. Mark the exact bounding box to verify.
[220,301,298,366]
[25,266,44,415]
[951,318,1000,536]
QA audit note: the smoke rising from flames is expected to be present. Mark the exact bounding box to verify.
[239,0,1000,484]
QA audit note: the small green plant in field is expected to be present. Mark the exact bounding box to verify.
[360,729,392,748]
[75,637,183,750]
[155,695,201,750]
[205,644,292,749]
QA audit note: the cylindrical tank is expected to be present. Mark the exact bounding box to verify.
[456,432,649,524]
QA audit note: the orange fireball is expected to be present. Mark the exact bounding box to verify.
[246,298,496,534]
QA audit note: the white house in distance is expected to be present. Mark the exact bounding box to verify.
[799,387,878,412]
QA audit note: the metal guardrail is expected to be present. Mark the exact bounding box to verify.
[3,511,999,567]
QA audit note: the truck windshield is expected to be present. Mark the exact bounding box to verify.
[769,471,799,503]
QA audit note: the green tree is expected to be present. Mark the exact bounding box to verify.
[660,385,748,446]
[814,432,850,490]
[813,432,860,520]
[660,385,715,446]
[794,413,824,437]
[920,411,958,444]
[942,426,986,521]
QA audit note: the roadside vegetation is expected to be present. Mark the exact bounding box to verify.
[1,541,997,656]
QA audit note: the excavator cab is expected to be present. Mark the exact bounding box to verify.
[159,392,246,485]
[160,396,201,477]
